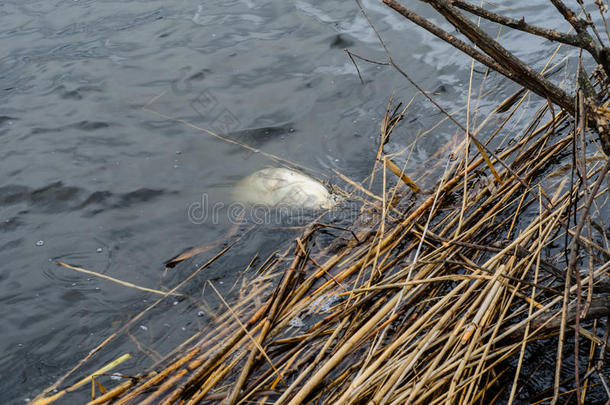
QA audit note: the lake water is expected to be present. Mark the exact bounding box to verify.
[0,0,583,403]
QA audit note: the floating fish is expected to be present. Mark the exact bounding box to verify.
[233,167,336,209]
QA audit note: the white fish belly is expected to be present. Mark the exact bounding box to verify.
[233,168,334,210]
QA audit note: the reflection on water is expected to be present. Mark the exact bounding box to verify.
[0,0,570,402]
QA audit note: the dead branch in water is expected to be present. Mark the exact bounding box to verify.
[384,0,610,155]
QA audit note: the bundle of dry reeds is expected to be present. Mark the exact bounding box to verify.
[32,1,610,404]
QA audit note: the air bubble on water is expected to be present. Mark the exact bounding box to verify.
[173,301,179,305]
[173,164,179,169]
[72,282,77,287]
[253,149,260,153]
[36,240,44,246]
[289,317,305,328]
[197,311,205,317]
[110,374,123,381]
[319,295,339,312]
[289,128,295,132]
[140,325,148,331]
[96,247,103,253]
[175,150,181,155]
[308,292,340,313]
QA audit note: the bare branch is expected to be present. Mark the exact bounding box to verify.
[548,0,610,76]
[384,0,576,113]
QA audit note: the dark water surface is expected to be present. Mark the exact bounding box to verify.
[0,0,584,403]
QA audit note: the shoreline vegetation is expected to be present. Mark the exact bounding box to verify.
[33,1,609,404]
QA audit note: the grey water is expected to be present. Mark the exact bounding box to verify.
[0,0,590,403]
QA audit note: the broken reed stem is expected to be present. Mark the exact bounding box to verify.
[383,157,420,193]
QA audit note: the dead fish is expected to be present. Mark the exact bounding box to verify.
[232,167,336,210]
